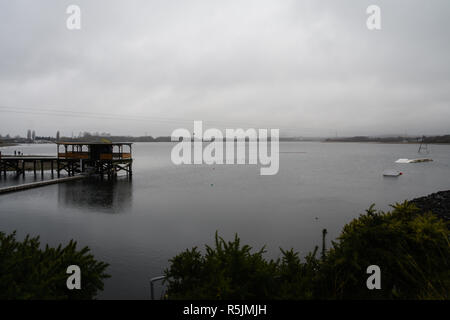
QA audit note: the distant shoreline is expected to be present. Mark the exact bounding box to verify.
[2,140,450,147]
[2,133,450,146]
[0,143,18,147]
[324,135,450,144]
[322,140,450,145]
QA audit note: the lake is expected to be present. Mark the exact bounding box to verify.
[0,142,449,299]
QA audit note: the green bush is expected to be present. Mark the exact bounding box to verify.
[164,233,279,299]
[318,202,450,299]
[164,202,450,299]
[0,231,110,300]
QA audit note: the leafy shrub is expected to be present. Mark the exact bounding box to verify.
[164,233,278,299]
[164,202,450,299]
[0,231,110,299]
[318,202,450,299]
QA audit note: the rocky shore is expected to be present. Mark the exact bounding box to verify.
[411,190,450,221]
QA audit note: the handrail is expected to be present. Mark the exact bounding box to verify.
[58,152,89,159]
[100,153,132,160]
[150,275,166,300]
[58,152,132,160]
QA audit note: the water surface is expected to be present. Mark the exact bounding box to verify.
[1,142,449,299]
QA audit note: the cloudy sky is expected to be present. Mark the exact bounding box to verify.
[0,0,449,137]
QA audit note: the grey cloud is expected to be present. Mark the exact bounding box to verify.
[0,0,449,137]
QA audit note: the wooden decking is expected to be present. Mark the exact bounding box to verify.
[0,175,86,195]
[0,155,132,178]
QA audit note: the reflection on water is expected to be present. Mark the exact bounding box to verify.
[57,177,133,213]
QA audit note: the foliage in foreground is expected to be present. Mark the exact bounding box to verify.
[164,202,450,299]
[0,232,110,299]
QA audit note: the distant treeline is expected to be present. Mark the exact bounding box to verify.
[58,136,310,142]
[58,135,174,142]
[325,135,450,144]
[423,135,450,143]
[2,134,450,145]
[0,135,174,143]
[58,136,312,142]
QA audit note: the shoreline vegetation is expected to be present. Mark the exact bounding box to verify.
[164,191,450,300]
[0,232,109,300]
[0,191,449,299]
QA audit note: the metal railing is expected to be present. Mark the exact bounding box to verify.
[150,275,166,300]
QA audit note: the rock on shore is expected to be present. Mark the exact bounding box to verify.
[411,190,450,221]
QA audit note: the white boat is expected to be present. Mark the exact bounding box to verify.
[409,158,433,163]
[383,169,402,177]
[395,158,432,164]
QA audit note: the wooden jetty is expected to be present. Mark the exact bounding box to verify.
[0,141,133,179]
[0,175,86,195]
[0,155,57,177]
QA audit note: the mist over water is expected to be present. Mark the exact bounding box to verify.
[0,142,449,299]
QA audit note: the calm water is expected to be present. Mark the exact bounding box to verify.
[1,142,449,299]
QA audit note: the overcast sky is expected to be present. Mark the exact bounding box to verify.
[0,0,449,137]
